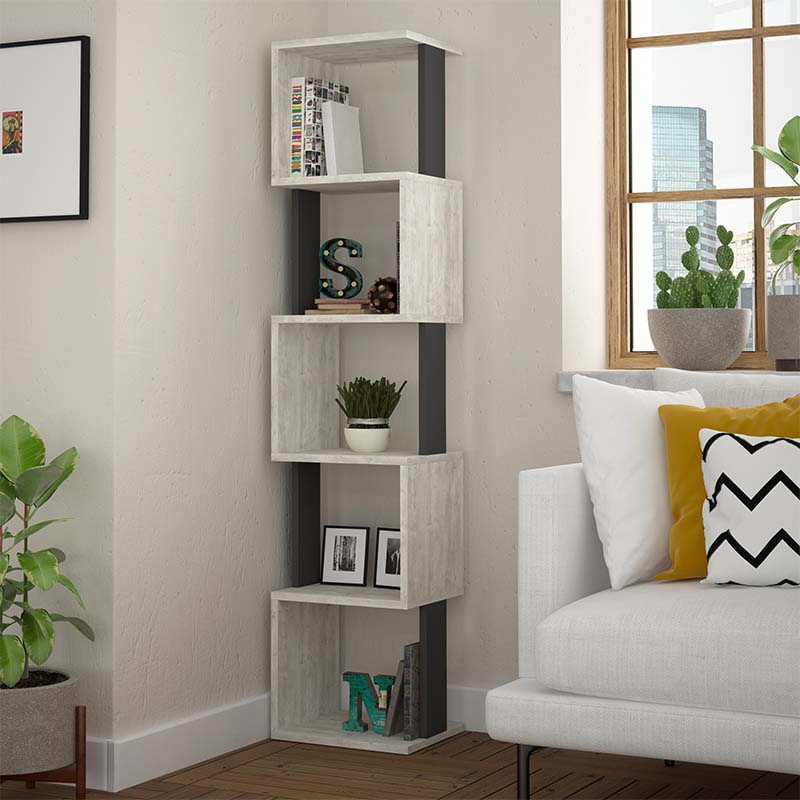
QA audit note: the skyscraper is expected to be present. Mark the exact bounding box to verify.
[652,106,716,285]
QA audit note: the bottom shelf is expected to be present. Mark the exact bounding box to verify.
[272,716,465,755]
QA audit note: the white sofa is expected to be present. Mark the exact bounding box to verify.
[486,371,800,798]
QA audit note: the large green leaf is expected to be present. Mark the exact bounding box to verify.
[1,582,17,614]
[770,234,800,264]
[21,607,54,665]
[14,465,63,506]
[0,553,8,583]
[770,223,795,248]
[35,447,79,507]
[50,613,95,641]
[13,518,68,547]
[57,574,85,610]
[0,472,14,502]
[794,250,800,275]
[0,634,26,687]
[778,116,800,165]
[0,416,45,483]
[18,549,59,590]
[0,494,15,527]
[753,145,799,181]
[762,197,798,228]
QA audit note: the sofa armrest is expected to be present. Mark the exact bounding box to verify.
[518,463,610,677]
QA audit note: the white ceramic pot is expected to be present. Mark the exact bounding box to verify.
[344,426,390,454]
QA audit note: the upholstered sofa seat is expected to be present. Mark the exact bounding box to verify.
[535,580,800,717]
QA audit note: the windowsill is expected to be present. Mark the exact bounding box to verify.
[557,369,800,393]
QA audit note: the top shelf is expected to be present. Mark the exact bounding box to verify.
[271,30,463,64]
[271,171,460,194]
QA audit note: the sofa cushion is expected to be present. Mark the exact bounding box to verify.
[534,581,800,717]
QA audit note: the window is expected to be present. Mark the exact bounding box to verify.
[606,0,800,368]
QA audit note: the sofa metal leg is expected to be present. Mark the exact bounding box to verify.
[664,759,675,767]
[517,743,539,800]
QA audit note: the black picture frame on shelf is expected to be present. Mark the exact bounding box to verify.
[374,528,401,590]
[0,35,90,223]
[320,525,369,587]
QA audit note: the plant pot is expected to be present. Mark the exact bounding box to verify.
[0,671,78,775]
[344,426,390,454]
[647,308,752,371]
[767,294,800,364]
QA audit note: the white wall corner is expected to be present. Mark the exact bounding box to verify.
[561,0,608,371]
[107,693,269,792]
[448,685,488,733]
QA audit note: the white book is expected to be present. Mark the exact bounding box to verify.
[322,101,363,176]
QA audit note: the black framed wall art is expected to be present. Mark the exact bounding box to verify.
[0,36,90,222]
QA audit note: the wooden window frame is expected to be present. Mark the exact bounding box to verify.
[606,0,800,369]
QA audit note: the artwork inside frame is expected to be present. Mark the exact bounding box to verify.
[321,525,369,587]
[374,527,401,590]
[0,35,90,222]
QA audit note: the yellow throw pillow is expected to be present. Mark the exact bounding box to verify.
[656,394,800,581]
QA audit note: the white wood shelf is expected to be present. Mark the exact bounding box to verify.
[273,717,465,755]
[273,314,441,324]
[272,31,462,64]
[272,584,405,609]
[271,449,459,466]
[271,171,458,194]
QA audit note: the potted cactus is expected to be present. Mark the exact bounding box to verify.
[647,224,751,370]
[753,115,800,370]
[336,377,407,454]
[0,416,94,777]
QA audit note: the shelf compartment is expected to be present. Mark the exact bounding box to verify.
[272,31,462,64]
[272,449,458,466]
[271,598,464,753]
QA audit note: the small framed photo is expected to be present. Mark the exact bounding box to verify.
[0,36,90,222]
[321,526,369,587]
[374,528,401,590]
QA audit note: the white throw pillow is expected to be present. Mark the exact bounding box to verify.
[700,428,800,587]
[572,375,705,589]
[654,368,800,408]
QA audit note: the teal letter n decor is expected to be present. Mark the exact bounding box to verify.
[342,671,396,734]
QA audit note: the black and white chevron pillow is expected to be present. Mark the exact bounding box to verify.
[700,428,799,587]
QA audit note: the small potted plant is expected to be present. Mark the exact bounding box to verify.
[753,115,800,369]
[648,224,751,370]
[336,377,407,454]
[0,415,94,777]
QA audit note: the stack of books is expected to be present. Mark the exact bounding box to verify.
[305,298,372,315]
[290,77,350,177]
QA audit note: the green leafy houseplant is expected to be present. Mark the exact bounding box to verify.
[655,224,745,308]
[0,416,93,688]
[753,115,800,293]
[336,377,407,429]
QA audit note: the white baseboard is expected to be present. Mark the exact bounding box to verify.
[88,685,488,792]
[448,685,488,733]
[93,693,270,792]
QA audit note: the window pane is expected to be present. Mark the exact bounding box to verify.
[630,0,751,37]
[764,0,800,25]
[631,41,753,192]
[631,199,756,352]
[764,36,800,187]
[766,198,800,294]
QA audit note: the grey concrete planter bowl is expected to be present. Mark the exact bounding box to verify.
[0,672,77,775]
[767,294,800,362]
[648,308,752,371]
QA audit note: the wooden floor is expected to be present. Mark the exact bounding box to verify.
[2,733,797,800]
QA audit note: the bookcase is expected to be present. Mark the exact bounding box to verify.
[270,31,464,754]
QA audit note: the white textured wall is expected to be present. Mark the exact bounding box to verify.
[111,0,328,740]
[0,0,117,739]
[561,0,606,370]
[326,0,577,692]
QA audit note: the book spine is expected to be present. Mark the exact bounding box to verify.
[290,78,304,176]
[403,642,420,741]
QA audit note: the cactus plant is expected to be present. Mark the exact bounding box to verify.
[654,225,745,309]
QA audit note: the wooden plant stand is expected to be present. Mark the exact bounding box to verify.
[0,706,86,799]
